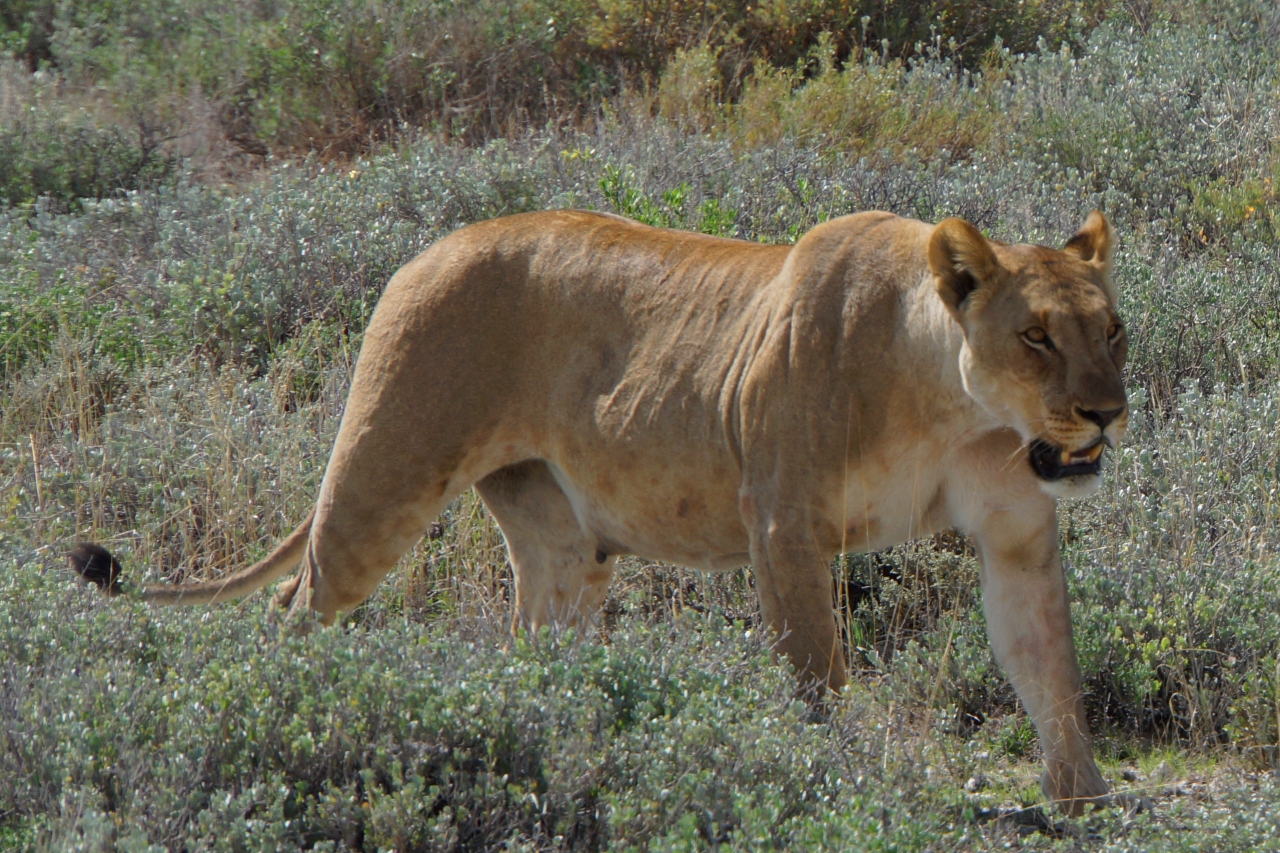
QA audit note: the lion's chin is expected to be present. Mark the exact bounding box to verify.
[1027,438,1106,499]
[1036,473,1102,500]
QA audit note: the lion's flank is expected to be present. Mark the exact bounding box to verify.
[68,542,125,596]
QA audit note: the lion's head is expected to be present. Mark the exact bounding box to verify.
[928,211,1127,499]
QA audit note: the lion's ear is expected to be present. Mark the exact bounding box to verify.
[928,218,1000,319]
[1063,210,1116,302]
[1063,210,1113,270]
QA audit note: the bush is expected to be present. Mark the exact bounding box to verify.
[0,0,1114,159]
[729,37,997,161]
[1066,385,1280,748]
[0,62,181,207]
[0,564,964,850]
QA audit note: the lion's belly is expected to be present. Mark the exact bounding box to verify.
[534,439,956,569]
[543,455,752,572]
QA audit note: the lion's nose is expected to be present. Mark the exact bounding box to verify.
[1076,406,1125,429]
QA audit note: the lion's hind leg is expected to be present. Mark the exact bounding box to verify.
[278,453,472,626]
[475,460,616,634]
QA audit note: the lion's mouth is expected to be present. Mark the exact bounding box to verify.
[1028,438,1106,481]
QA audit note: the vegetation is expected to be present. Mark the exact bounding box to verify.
[4,0,1280,849]
[0,0,1109,171]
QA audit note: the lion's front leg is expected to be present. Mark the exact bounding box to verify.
[971,501,1110,816]
[742,499,848,697]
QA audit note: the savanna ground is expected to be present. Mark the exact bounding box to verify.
[4,0,1280,849]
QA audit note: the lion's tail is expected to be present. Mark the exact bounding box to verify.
[69,508,315,606]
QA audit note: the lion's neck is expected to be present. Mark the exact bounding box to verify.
[900,271,990,429]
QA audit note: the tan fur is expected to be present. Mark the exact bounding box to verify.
[106,209,1134,814]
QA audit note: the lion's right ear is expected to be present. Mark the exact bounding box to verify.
[928,218,1001,320]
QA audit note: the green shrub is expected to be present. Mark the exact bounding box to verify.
[0,0,55,69]
[599,163,740,235]
[0,62,180,207]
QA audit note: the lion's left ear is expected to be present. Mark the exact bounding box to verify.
[1064,210,1116,303]
[1063,210,1114,272]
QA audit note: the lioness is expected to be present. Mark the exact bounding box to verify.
[73,209,1129,814]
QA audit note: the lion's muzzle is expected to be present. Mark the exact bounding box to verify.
[1028,437,1107,481]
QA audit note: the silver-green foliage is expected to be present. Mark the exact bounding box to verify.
[0,564,945,851]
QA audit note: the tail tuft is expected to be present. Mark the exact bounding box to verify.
[69,542,125,596]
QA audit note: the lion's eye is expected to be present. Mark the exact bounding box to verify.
[1107,323,1124,342]
[1021,327,1054,351]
